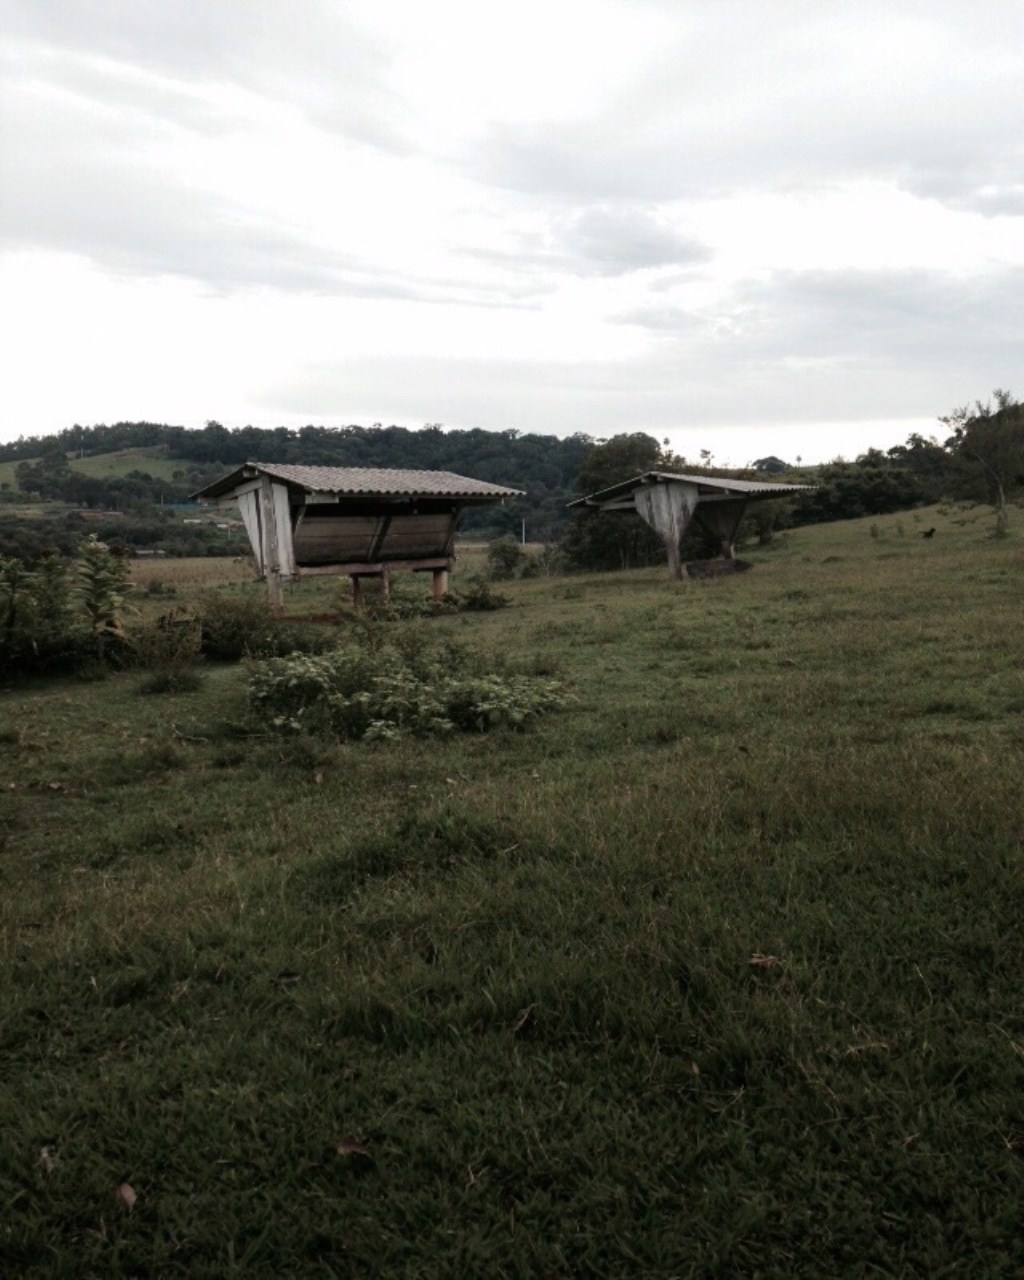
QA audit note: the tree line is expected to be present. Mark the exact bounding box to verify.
[1,393,1020,565]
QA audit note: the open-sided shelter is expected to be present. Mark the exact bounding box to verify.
[570,471,814,578]
[193,462,523,609]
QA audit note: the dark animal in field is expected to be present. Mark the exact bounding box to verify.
[922,528,936,539]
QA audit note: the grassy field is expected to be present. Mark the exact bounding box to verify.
[1,506,1022,1276]
[0,446,186,491]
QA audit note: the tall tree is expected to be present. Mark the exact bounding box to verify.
[942,390,1023,535]
[561,433,691,570]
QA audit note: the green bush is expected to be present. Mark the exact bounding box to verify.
[359,585,459,621]
[486,535,527,579]
[194,594,336,661]
[130,608,204,694]
[247,631,566,740]
[0,553,95,679]
[455,579,511,611]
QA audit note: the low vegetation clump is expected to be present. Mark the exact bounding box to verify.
[0,539,135,679]
[247,629,567,740]
[357,580,510,619]
[190,593,337,661]
[451,578,511,610]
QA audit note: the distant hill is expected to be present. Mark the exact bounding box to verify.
[0,421,595,540]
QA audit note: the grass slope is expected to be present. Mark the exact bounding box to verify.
[0,446,187,492]
[1,507,1022,1276]
[66,446,186,483]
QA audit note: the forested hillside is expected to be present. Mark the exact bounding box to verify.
[1,394,1020,562]
[0,421,592,538]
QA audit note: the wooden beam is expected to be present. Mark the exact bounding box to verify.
[298,556,454,576]
[366,514,393,562]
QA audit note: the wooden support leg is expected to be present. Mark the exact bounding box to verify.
[432,568,450,600]
[381,567,391,602]
[665,537,683,580]
[267,569,284,615]
[351,575,362,608]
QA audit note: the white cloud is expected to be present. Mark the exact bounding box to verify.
[1,0,1022,451]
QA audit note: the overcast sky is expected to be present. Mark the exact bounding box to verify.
[1,0,1021,464]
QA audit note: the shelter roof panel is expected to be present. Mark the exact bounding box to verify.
[570,470,814,508]
[194,462,523,502]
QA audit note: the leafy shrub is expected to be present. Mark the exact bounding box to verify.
[486,535,527,579]
[130,608,204,694]
[76,537,133,659]
[359,580,510,616]
[519,544,564,578]
[194,594,336,660]
[194,594,278,660]
[360,586,459,621]
[455,579,511,611]
[247,631,567,740]
[0,551,104,679]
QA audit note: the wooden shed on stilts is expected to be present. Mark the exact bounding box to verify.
[570,471,814,578]
[193,463,523,611]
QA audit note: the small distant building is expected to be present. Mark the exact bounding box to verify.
[193,462,522,609]
[570,471,814,578]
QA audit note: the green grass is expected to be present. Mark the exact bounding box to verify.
[66,445,187,483]
[1,507,1022,1276]
[0,446,187,491]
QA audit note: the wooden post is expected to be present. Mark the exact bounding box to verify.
[259,476,284,614]
[380,566,391,602]
[432,567,450,600]
[351,575,363,608]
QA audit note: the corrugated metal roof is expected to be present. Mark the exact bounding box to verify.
[194,462,523,501]
[570,470,814,507]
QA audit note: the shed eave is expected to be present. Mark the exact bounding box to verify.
[569,470,815,509]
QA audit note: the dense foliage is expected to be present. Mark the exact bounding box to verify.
[0,510,248,564]
[247,631,567,740]
[1,419,593,541]
[0,541,132,678]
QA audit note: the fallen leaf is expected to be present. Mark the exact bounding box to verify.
[40,1147,55,1177]
[313,772,324,785]
[113,1182,137,1211]
[336,1138,370,1159]
[512,1004,536,1035]
[749,953,781,969]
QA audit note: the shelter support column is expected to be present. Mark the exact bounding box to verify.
[258,476,284,614]
[350,575,363,608]
[633,481,699,579]
[432,567,450,600]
